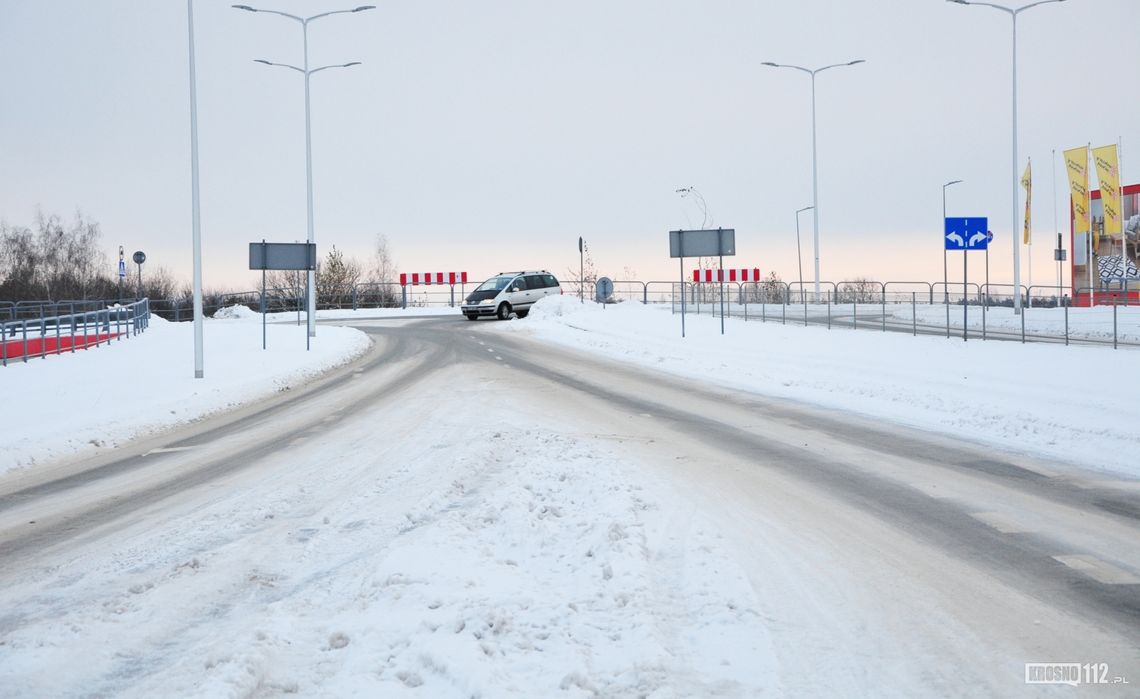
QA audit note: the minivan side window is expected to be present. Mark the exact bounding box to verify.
[525,275,544,290]
[542,274,557,288]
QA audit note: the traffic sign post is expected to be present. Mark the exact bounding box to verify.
[944,217,988,341]
[669,228,736,337]
[132,250,146,301]
[595,277,614,307]
[578,237,585,304]
[117,246,126,301]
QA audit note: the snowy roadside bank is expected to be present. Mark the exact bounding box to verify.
[503,296,1140,480]
[0,310,371,475]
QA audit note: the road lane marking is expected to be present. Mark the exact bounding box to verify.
[1052,555,1140,585]
[970,511,1036,534]
[143,447,195,456]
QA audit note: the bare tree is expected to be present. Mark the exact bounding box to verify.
[366,234,396,285]
[263,269,307,312]
[564,240,597,300]
[317,245,362,308]
[742,271,786,303]
[837,277,882,304]
[0,222,37,300]
[0,210,114,301]
[361,234,399,307]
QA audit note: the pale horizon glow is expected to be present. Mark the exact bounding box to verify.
[1,0,1138,294]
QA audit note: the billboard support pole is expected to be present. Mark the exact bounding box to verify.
[262,240,267,350]
[679,255,686,338]
[718,228,725,335]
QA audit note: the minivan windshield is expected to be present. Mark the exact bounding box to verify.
[475,275,519,292]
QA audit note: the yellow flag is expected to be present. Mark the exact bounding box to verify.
[1064,146,1091,241]
[1021,159,1032,244]
[1092,144,1122,237]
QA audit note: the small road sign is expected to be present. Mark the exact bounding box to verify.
[118,260,126,278]
[944,217,989,251]
[595,277,614,302]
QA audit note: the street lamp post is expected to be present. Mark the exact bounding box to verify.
[947,0,1067,315]
[233,4,374,338]
[187,0,204,378]
[762,59,864,301]
[795,205,814,305]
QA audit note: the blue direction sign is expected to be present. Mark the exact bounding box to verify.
[944,217,989,251]
[118,259,127,278]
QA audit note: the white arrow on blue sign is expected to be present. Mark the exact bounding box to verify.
[118,260,127,278]
[944,217,989,251]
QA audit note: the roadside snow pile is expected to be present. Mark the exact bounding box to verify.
[0,319,371,474]
[504,300,1140,477]
[526,294,598,319]
[212,304,259,320]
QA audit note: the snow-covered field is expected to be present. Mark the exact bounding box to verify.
[5,297,1138,481]
[508,297,1140,479]
[2,300,1138,696]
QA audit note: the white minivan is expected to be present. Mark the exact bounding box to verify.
[461,271,561,320]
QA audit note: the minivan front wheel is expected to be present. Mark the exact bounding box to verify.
[496,302,512,320]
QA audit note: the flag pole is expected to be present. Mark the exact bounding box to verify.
[1121,136,1127,303]
[1088,143,1094,304]
[1026,157,1033,295]
[1053,149,1060,295]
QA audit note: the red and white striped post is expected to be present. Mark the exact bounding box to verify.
[399,272,469,308]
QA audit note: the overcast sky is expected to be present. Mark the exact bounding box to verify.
[2,0,1138,293]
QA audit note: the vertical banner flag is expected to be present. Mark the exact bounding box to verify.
[1064,145,1091,242]
[1021,158,1032,244]
[1092,144,1122,237]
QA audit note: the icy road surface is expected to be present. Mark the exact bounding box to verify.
[1,312,1138,696]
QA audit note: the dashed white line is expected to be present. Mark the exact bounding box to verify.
[143,446,195,456]
[1052,554,1140,585]
[970,511,1035,534]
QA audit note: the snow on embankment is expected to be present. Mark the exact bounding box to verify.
[506,296,1140,478]
[0,310,370,474]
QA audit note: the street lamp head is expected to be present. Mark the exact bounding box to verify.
[760,62,779,67]
[945,179,963,186]
[342,61,363,68]
[253,59,272,65]
[946,0,970,5]
[847,59,866,66]
[232,4,257,11]
[352,5,376,11]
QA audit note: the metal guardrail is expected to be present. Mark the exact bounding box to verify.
[646,281,1138,349]
[6,276,1134,352]
[1,298,150,367]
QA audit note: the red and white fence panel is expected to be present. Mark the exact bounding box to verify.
[400,272,468,286]
[692,268,762,283]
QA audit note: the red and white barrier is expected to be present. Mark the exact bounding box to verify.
[400,272,468,286]
[692,268,762,283]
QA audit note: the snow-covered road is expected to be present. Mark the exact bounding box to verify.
[1,304,1138,696]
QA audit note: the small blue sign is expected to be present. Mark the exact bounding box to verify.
[118,260,127,278]
[944,217,989,251]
